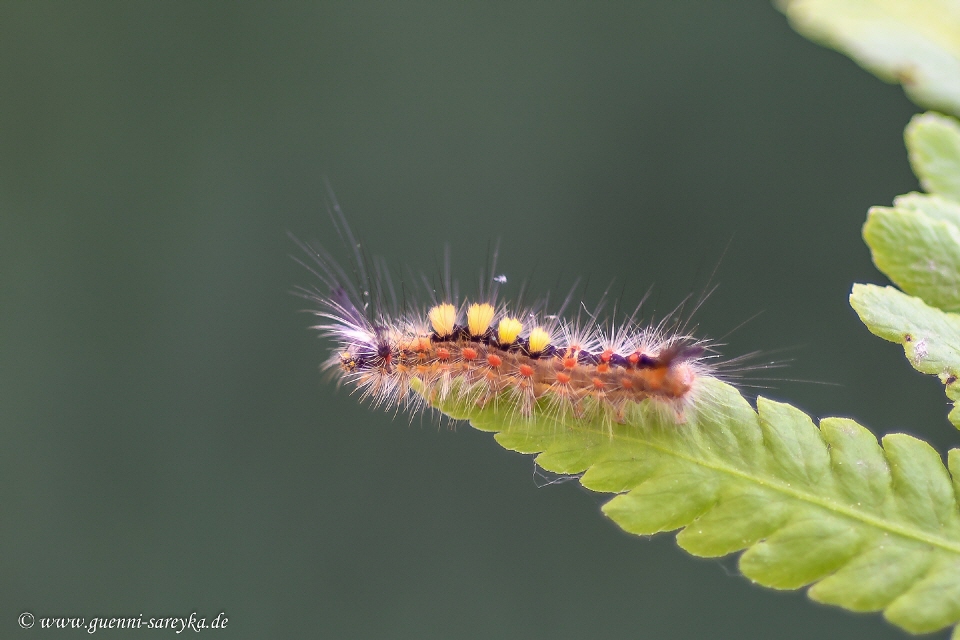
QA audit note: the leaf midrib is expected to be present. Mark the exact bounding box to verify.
[524,420,960,555]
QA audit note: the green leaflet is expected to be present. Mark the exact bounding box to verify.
[777,0,960,117]
[850,284,960,427]
[862,204,960,312]
[430,378,960,634]
[907,112,960,202]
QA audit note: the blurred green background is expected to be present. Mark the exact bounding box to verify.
[0,2,946,638]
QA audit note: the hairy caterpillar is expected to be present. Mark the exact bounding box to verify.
[294,197,747,426]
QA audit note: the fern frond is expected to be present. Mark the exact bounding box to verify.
[431,378,960,635]
[852,112,960,428]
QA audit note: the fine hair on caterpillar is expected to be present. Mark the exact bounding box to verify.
[293,191,764,428]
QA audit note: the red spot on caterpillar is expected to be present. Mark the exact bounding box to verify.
[563,357,577,370]
[596,363,609,374]
[620,377,634,389]
[461,347,478,361]
[628,353,640,366]
[556,372,571,384]
[486,353,502,367]
[518,364,535,378]
[592,377,604,390]
[600,349,613,363]
[437,348,451,361]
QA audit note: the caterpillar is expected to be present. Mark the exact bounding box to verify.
[294,198,741,426]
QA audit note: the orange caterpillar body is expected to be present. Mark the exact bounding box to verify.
[337,301,704,422]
